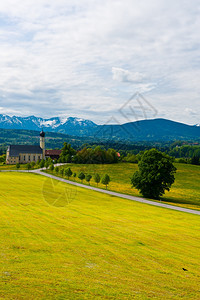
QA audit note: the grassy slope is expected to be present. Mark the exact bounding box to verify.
[0,163,38,170]
[0,172,200,299]
[49,163,200,210]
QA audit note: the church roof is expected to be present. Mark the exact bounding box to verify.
[8,145,43,156]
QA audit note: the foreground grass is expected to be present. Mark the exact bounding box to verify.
[0,172,200,299]
[47,163,200,211]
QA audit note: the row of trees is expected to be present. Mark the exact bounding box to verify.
[15,157,54,170]
[50,166,111,189]
[72,146,119,164]
[58,143,119,164]
[168,145,200,159]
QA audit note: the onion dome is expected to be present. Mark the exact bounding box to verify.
[40,130,45,137]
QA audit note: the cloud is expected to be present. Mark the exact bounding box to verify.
[184,108,198,116]
[112,67,145,83]
[0,0,199,124]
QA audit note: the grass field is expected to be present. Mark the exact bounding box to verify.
[46,162,200,211]
[0,163,38,170]
[0,172,200,299]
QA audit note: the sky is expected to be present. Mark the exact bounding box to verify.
[0,0,199,125]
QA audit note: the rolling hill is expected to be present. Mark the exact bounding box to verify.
[0,114,200,142]
[0,172,199,299]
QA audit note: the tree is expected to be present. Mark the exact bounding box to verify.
[73,172,77,180]
[101,174,110,189]
[60,168,64,177]
[94,173,100,186]
[131,149,177,200]
[45,160,49,169]
[47,157,53,165]
[65,167,73,179]
[191,155,200,165]
[85,174,92,185]
[78,172,85,183]
[49,164,54,171]
[31,161,36,168]
[0,154,6,163]
[60,142,76,163]
[26,163,31,172]
[55,166,59,174]
[39,159,45,169]
[16,163,20,170]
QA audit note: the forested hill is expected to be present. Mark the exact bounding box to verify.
[0,116,200,141]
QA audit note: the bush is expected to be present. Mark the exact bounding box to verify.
[16,163,20,170]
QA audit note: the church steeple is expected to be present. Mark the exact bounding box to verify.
[40,130,45,159]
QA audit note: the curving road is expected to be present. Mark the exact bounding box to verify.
[35,169,200,216]
[1,166,200,215]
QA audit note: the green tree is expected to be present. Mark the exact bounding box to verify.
[60,142,76,163]
[65,167,73,179]
[39,159,45,169]
[73,172,77,180]
[78,172,85,183]
[26,163,31,172]
[85,174,92,185]
[16,163,20,170]
[47,157,53,165]
[94,173,101,186]
[101,174,110,189]
[60,168,64,177]
[55,166,59,174]
[191,155,200,165]
[31,161,36,168]
[49,164,54,171]
[0,154,6,163]
[45,160,49,169]
[131,149,177,200]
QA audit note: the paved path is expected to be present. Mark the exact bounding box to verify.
[1,166,200,215]
[36,170,200,216]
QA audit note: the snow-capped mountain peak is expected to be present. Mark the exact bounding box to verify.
[0,114,97,135]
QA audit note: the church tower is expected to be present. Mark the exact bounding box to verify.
[40,130,45,159]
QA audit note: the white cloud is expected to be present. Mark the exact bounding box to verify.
[0,0,199,124]
[112,67,145,83]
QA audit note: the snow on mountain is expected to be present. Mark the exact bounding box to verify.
[0,114,97,135]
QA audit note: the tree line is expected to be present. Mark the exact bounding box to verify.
[49,166,111,189]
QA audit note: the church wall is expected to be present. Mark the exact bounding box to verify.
[7,153,43,164]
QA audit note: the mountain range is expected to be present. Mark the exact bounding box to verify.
[0,114,199,142]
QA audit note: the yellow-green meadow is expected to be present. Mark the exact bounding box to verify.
[0,172,199,299]
[47,162,200,210]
